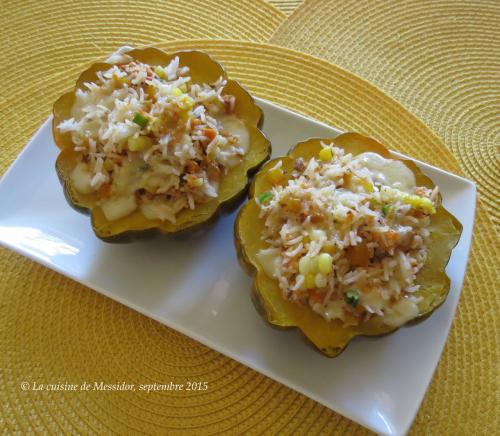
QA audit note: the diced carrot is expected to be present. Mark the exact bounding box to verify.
[354,304,366,314]
[287,257,298,270]
[281,197,301,213]
[308,289,324,304]
[186,161,200,173]
[343,172,352,188]
[203,128,217,141]
[145,85,157,100]
[386,231,399,243]
[346,243,370,267]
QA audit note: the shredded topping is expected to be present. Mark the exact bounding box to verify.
[58,57,248,223]
[256,143,439,327]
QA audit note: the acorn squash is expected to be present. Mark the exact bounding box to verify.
[234,133,462,357]
[53,48,270,242]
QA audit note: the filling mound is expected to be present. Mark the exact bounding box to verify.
[58,56,248,223]
[256,143,438,327]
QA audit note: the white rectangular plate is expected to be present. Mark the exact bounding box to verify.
[0,98,475,435]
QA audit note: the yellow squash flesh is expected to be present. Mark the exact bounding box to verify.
[235,133,462,357]
[53,48,271,242]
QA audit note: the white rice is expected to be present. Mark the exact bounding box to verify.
[256,144,437,327]
[57,57,248,223]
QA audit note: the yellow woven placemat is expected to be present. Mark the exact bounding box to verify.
[0,0,284,107]
[267,0,304,15]
[271,0,500,229]
[1,38,498,434]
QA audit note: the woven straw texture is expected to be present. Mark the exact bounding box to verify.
[268,0,304,15]
[0,2,498,434]
[271,0,500,228]
[0,0,284,110]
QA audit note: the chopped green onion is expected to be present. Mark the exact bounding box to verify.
[258,191,273,204]
[344,289,360,307]
[382,204,391,216]
[132,113,149,128]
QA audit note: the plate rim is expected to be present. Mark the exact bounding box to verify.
[0,99,477,435]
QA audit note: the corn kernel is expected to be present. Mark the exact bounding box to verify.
[361,180,374,193]
[382,186,436,214]
[178,95,194,110]
[310,229,325,241]
[318,253,333,274]
[309,256,319,274]
[127,136,153,151]
[305,273,316,289]
[154,66,166,78]
[319,147,333,162]
[315,273,327,288]
[299,256,311,275]
[267,167,284,184]
[171,87,183,97]
[403,194,436,214]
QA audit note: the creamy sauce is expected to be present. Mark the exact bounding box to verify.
[354,152,416,193]
[255,247,280,278]
[215,115,249,168]
[69,115,249,222]
[382,298,419,327]
[71,162,94,194]
[217,115,249,152]
[101,195,137,221]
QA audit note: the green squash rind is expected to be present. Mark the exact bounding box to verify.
[53,48,271,242]
[234,133,462,357]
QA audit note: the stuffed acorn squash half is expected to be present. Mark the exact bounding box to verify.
[235,133,462,357]
[53,47,270,242]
